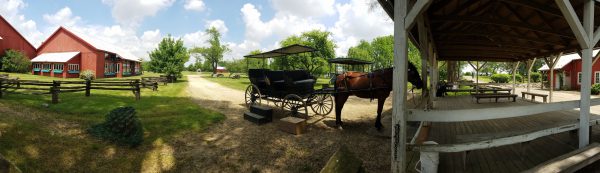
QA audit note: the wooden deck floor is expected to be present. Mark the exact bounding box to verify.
[418,96,600,173]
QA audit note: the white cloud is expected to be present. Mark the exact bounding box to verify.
[184,0,205,11]
[271,0,335,17]
[330,0,393,56]
[182,30,208,48]
[101,0,175,28]
[240,3,326,44]
[42,7,80,27]
[205,19,228,35]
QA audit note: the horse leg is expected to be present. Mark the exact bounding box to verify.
[375,92,390,131]
[335,93,350,126]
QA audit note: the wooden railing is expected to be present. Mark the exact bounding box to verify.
[0,78,151,104]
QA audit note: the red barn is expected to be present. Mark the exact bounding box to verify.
[0,15,37,60]
[539,50,600,90]
[33,27,141,78]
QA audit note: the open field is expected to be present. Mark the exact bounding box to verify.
[0,72,224,172]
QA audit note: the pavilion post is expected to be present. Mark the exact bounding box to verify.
[391,0,409,171]
[512,61,520,95]
[526,58,536,92]
[418,16,429,100]
[543,54,560,103]
[556,0,598,148]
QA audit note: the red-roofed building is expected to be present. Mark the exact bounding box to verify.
[0,15,37,61]
[33,27,141,78]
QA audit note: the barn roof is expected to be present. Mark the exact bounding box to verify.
[538,49,600,71]
[0,15,36,51]
[31,52,80,63]
[377,0,600,62]
[39,27,140,62]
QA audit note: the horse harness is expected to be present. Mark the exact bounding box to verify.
[340,71,389,101]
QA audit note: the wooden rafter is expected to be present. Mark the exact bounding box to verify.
[435,32,564,45]
[500,0,564,17]
[431,16,574,38]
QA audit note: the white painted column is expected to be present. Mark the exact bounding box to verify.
[527,58,536,92]
[392,0,409,171]
[579,0,594,148]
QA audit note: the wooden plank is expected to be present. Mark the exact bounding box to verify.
[524,143,600,173]
[409,119,600,153]
[391,0,409,171]
[404,0,432,30]
[408,100,579,122]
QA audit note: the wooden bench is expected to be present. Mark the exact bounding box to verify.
[522,92,548,103]
[473,94,517,103]
[524,142,600,173]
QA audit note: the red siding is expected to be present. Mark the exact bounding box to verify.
[0,16,36,59]
[546,58,600,90]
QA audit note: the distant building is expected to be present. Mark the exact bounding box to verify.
[216,66,227,73]
[539,50,600,90]
[33,27,141,78]
[0,15,37,61]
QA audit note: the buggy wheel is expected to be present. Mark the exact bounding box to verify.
[283,94,308,119]
[245,85,261,108]
[272,98,283,108]
[309,93,333,116]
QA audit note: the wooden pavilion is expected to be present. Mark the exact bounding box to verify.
[377,0,600,172]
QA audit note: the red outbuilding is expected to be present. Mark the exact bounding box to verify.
[539,50,600,90]
[33,27,141,78]
[0,15,37,60]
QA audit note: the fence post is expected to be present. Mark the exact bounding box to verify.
[51,80,60,104]
[16,77,20,88]
[0,79,3,98]
[134,79,141,100]
[153,81,158,91]
[85,79,91,97]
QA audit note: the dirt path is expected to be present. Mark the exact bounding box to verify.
[177,75,393,172]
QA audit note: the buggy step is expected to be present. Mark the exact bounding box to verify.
[250,105,273,120]
[244,112,271,125]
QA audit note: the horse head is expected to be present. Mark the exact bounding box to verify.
[407,62,424,89]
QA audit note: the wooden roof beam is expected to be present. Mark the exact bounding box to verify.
[500,0,564,17]
[556,0,591,48]
[431,16,575,38]
[435,32,565,45]
[437,46,536,54]
[404,0,432,30]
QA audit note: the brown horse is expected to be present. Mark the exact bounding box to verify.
[334,63,423,130]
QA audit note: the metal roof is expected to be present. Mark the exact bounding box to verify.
[377,0,600,62]
[538,49,600,71]
[31,52,80,63]
[328,58,373,65]
[244,44,317,59]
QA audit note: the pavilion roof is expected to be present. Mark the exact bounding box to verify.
[378,0,600,62]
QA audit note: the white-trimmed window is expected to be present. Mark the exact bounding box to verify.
[68,64,79,71]
[116,63,120,72]
[53,64,63,70]
[595,71,600,84]
[578,72,582,84]
[33,63,41,69]
[43,64,51,70]
[135,63,140,73]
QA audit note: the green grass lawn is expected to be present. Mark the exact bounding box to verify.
[0,72,224,172]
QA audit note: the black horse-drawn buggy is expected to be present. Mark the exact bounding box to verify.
[243,44,334,118]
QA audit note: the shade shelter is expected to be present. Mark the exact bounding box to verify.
[327,57,373,73]
[376,0,600,172]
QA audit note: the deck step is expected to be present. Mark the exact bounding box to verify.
[244,112,271,125]
[250,105,273,121]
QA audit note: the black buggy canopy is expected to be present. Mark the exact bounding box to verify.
[243,44,317,59]
[327,58,373,65]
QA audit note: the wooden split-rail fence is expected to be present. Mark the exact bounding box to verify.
[0,76,166,104]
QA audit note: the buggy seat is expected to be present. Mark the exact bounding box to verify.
[248,69,269,88]
[284,70,316,85]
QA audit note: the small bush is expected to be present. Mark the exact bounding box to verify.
[592,84,600,95]
[464,72,472,76]
[491,74,510,83]
[531,72,542,82]
[1,49,31,73]
[514,74,523,82]
[87,107,144,147]
[79,70,95,80]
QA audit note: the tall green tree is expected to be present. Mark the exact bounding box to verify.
[273,30,336,75]
[147,35,189,78]
[346,35,421,74]
[1,49,31,73]
[190,27,230,74]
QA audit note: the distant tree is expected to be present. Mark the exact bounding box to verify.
[190,27,230,74]
[1,49,31,73]
[273,30,336,75]
[148,35,189,78]
[346,35,420,73]
[347,40,373,61]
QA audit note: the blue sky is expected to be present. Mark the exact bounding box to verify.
[1,0,393,61]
